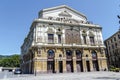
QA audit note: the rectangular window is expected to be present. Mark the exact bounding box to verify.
[108,41,109,45]
[118,35,120,39]
[90,37,95,45]
[115,43,117,48]
[112,44,114,49]
[114,37,116,41]
[48,34,54,43]
[83,36,86,44]
[111,39,113,43]
[58,35,61,43]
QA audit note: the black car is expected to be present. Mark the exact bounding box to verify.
[14,68,22,74]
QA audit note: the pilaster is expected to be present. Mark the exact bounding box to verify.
[73,50,77,72]
[82,58,86,72]
[63,58,67,73]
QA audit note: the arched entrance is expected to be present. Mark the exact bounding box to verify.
[92,50,99,71]
[59,61,63,73]
[86,61,90,72]
[66,50,74,73]
[59,54,63,73]
[47,49,55,73]
[76,50,83,72]
[86,55,90,72]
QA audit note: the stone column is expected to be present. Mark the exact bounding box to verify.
[98,58,102,71]
[102,59,108,70]
[34,49,38,73]
[63,48,66,73]
[73,50,77,72]
[82,58,87,72]
[42,48,47,73]
[63,59,66,73]
[89,58,93,72]
[55,59,58,73]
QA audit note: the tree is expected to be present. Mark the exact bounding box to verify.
[0,54,20,67]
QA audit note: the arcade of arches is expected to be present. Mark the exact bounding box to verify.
[21,47,108,74]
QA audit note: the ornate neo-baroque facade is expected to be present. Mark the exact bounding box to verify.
[21,5,108,74]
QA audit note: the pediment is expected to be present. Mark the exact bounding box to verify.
[39,5,87,21]
[59,10,72,17]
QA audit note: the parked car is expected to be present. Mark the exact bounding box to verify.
[14,68,22,74]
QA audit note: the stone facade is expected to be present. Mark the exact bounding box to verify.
[21,5,108,74]
[104,31,120,68]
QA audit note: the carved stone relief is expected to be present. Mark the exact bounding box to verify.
[47,27,55,34]
[59,10,72,17]
[65,29,81,44]
[89,31,94,37]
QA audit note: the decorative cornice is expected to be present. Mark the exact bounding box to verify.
[33,19,101,29]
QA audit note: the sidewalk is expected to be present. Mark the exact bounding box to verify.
[1,71,120,80]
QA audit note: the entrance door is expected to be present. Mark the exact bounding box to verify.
[59,61,63,73]
[86,61,90,72]
[66,61,73,73]
[76,61,83,72]
[47,61,55,73]
[93,60,99,71]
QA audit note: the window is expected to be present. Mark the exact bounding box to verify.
[115,43,117,48]
[118,35,120,39]
[47,49,54,59]
[66,50,72,56]
[38,48,41,54]
[90,37,95,45]
[58,35,61,43]
[91,51,97,59]
[76,50,82,59]
[108,41,109,45]
[48,34,54,43]
[114,37,116,41]
[112,44,114,49]
[66,50,72,59]
[111,39,113,43]
[83,36,86,44]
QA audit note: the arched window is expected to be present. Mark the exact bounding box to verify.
[66,50,72,59]
[47,50,54,59]
[76,50,82,59]
[91,51,97,59]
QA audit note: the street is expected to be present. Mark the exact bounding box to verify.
[0,71,120,80]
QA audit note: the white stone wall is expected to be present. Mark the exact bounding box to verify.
[34,22,103,46]
[21,5,105,56]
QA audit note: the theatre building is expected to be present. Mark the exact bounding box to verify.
[20,5,108,74]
